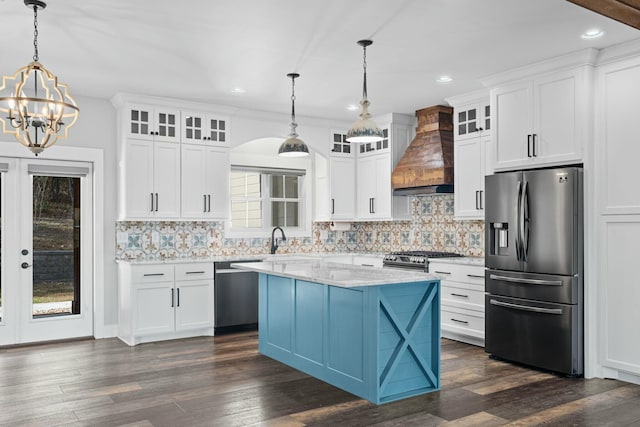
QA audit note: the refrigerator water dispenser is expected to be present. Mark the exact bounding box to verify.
[490,222,509,256]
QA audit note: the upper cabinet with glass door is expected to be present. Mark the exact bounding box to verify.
[358,128,390,154]
[330,131,353,157]
[125,103,181,143]
[182,111,229,146]
[454,101,491,141]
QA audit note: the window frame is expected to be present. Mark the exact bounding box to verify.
[226,166,309,238]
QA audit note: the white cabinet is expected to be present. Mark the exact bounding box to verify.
[447,90,492,220]
[429,261,485,347]
[492,67,589,171]
[454,101,491,140]
[329,156,356,220]
[357,152,392,220]
[595,55,640,379]
[181,145,229,219]
[118,263,214,346]
[121,139,180,219]
[182,111,229,146]
[454,135,490,219]
[126,103,181,143]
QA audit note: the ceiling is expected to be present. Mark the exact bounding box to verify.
[1,0,639,122]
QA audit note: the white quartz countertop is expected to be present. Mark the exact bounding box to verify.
[429,256,485,267]
[116,252,385,265]
[231,260,438,288]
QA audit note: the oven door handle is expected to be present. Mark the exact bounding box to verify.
[490,299,563,315]
[489,274,562,286]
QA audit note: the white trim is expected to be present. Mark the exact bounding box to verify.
[0,141,108,339]
[480,48,599,87]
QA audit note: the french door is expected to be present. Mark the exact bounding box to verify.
[0,157,93,345]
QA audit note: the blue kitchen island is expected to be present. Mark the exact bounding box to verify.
[232,259,441,404]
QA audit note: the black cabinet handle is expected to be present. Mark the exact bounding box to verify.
[171,288,175,307]
[331,198,335,215]
[203,194,207,213]
[532,134,538,157]
[451,318,469,325]
[434,270,451,275]
[475,190,480,210]
[527,134,532,157]
[207,195,211,213]
[177,288,180,307]
[150,193,154,212]
[479,190,483,210]
[155,193,159,212]
[467,274,484,278]
[451,293,469,298]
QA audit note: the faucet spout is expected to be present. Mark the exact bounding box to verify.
[270,226,287,254]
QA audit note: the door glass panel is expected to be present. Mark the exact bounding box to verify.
[32,176,80,318]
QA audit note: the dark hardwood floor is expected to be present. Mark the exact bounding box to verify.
[1,332,640,426]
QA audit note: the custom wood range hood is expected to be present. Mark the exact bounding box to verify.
[391,105,454,195]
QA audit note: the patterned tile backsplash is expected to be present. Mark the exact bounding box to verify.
[115,194,484,261]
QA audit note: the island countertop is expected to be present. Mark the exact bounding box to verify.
[231,259,437,288]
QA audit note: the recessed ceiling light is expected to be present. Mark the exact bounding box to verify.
[231,87,246,94]
[581,29,604,40]
[347,104,359,111]
[436,75,453,83]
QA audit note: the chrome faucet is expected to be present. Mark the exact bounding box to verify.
[270,226,287,254]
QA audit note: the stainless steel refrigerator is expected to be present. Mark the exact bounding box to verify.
[484,166,583,376]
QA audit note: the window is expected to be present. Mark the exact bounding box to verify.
[230,167,304,231]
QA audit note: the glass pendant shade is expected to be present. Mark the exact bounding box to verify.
[279,72,309,157]
[346,39,384,144]
[0,1,79,156]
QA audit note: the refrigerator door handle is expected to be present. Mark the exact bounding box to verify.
[516,181,523,261]
[522,180,530,262]
[490,298,563,315]
[489,274,563,286]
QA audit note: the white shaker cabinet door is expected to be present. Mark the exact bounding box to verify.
[174,279,214,331]
[329,157,356,220]
[181,144,209,218]
[132,281,175,336]
[153,142,181,219]
[123,139,154,219]
[206,147,230,219]
[493,82,532,170]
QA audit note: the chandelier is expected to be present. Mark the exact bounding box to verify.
[278,72,309,157]
[346,39,384,143]
[0,0,79,156]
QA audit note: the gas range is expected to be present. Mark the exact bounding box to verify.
[382,250,463,272]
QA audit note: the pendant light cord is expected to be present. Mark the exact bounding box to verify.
[362,44,368,100]
[290,76,296,123]
[33,5,39,62]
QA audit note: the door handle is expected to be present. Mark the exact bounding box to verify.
[489,274,562,286]
[516,181,523,261]
[155,193,159,212]
[490,299,563,315]
[475,191,479,209]
[21,262,32,269]
[522,180,529,262]
[433,270,451,275]
[450,318,469,325]
[207,195,211,213]
[204,194,207,213]
[176,288,180,307]
[467,274,484,278]
[150,193,154,212]
[527,135,532,157]
[171,288,175,307]
[532,134,538,157]
[479,190,483,209]
[331,198,335,215]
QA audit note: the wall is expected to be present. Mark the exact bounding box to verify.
[116,194,484,260]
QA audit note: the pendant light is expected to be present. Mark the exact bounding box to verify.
[346,40,384,143]
[0,0,79,156]
[278,73,309,157]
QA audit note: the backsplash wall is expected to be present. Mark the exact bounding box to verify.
[116,194,484,261]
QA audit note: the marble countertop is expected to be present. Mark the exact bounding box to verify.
[231,259,438,288]
[428,256,485,266]
[116,252,385,265]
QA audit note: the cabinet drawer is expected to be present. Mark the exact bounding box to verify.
[430,262,485,286]
[131,265,174,282]
[441,284,484,311]
[175,263,214,281]
[441,308,485,339]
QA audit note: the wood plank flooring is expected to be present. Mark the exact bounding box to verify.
[1,332,639,426]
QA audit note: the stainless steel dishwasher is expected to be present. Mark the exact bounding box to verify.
[214,260,259,333]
